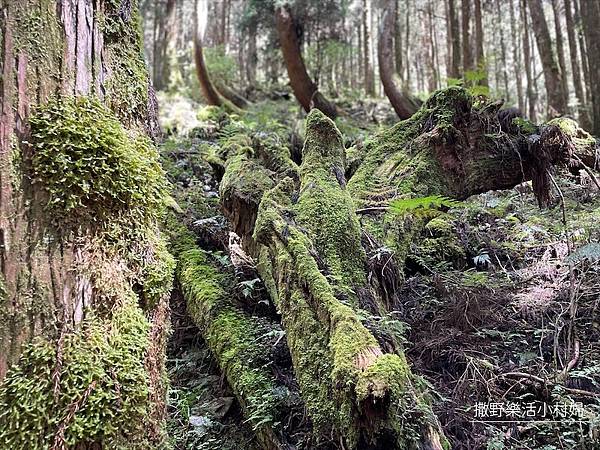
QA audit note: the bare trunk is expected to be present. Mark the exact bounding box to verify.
[522,0,537,120]
[551,0,569,111]
[275,5,337,118]
[447,0,461,78]
[527,0,567,116]
[461,0,473,72]
[153,0,176,90]
[362,0,375,96]
[378,0,420,119]
[474,0,486,84]
[510,0,525,112]
[564,0,590,128]
[194,0,223,106]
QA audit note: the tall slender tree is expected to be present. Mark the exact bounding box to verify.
[527,0,567,115]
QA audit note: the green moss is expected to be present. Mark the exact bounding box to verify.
[101,0,152,127]
[547,117,596,147]
[28,96,168,232]
[141,236,176,309]
[177,243,283,435]
[296,110,367,295]
[0,297,155,449]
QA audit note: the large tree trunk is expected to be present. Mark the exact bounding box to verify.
[0,0,172,447]
[527,0,567,116]
[510,0,525,112]
[275,5,337,119]
[378,0,420,119]
[551,0,569,112]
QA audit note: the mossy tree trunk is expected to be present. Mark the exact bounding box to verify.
[0,0,173,448]
[214,86,596,449]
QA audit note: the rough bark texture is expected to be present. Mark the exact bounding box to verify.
[522,0,537,120]
[474,0,486,84]
[378,0,420,119]
[527,0,567,116]
[461,0,473,72]
[275,5,336,119]
[0,0,172,447]
[153,0,176,91]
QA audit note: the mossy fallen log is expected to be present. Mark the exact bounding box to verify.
[212,86,598,449]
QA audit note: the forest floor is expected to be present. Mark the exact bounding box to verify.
[158,91,600,450]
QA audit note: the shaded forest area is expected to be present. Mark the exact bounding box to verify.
[0,0,599,449]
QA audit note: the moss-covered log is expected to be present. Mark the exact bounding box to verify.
[214,86,597,448]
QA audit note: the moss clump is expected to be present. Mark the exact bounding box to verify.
[140,236,176,309]
[29,96,168,231]
[0,297,155,449]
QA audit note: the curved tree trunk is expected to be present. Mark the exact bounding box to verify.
[153,0,176,91]
[378,0,420,119]
[193,0,223,106]
[0,0,171,447]
[275,5,337,119]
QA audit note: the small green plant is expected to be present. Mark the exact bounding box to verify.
[389,195,462,218]
[28,96,168,231]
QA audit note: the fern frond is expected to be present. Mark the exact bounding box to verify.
[389,195,462,217]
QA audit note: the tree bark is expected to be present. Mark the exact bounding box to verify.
[522,0,537,120]
[510,0,525,112]
[394,0,403,78]
[378,0,420,119]
[527,0,567,116]
[0,0,170,447]
[551,0,569,111]
[362,0,375,96]
[474,0,486,84]
[153,0,176,90]
[447,0,461,78]
[194,0,223,106]
[580,0,600,134]
[461,0,473,72]
[275,5,337,119]
[564,0,590,129]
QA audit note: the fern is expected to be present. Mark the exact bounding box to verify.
[389,195,462,217]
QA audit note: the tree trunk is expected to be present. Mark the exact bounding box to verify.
[564,0,590,129]
[495,0,509,98]
[474,0,487,84]
[153,0,176,91]
[551,0,569,112]
[194,0,223,106]
[461,0,473,72]
[447,0,461,78]
[0,0,171,447]
[275,5,337,119]
[362,0,375,96]
[580,0,600,134]
[527,0,567,116]
[394,0,403,77]
[510,0,525,112]
[522,0,537,120]
[246,25,258,87]
[378,0,420,119]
